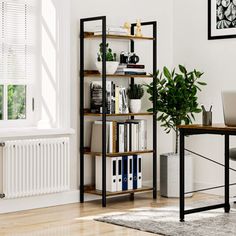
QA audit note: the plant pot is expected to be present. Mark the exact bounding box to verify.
[160,152,193,198]
[95,61,119,75]
[129,99,141,113]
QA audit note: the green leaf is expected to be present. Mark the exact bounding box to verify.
[179,65,187,74]
[197,81,207,86]
[163,67,172,79]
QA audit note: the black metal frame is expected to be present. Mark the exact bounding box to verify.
[179,127,234,222]
[80,16,157,207]
[208,0,236,40]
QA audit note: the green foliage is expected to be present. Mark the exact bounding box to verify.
[97,43,116,62]
[7,85,26,120]
[145,65,206,134]
[127,84,144,99]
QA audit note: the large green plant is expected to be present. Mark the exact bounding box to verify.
[145,65,206,153]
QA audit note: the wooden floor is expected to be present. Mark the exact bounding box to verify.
[0,192,224,236]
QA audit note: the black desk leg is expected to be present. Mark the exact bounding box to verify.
[225,134,230,213]
[180,129,185,222]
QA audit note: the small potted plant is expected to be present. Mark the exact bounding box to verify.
[127,84,144,113]
[96,43,119,75]
[145,65,206,197]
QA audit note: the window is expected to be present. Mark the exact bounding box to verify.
[0,0,37,125]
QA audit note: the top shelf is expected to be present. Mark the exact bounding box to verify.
[83,32,155,41]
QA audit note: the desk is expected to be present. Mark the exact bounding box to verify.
[178,124,236,222]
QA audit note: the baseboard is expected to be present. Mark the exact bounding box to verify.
[0,190,80,214]
[0,180,159,214]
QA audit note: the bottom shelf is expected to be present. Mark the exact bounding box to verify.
[85,186,153,196]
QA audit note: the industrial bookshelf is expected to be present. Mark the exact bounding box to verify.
[80,16,157,207]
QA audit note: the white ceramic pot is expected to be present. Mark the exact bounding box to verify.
[95,61,119,75]
[129,99,141,113]
[160,152,193,198]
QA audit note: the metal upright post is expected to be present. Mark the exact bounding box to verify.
[79,19,85,203]
[225,134,230,213]
[129,25,135,201]
[180,129,185,222]
[101,16,107,207]
[152,22,157,200]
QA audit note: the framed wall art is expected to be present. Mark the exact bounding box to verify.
[208,0,236,39]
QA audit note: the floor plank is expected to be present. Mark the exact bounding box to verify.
[0,192,224,236]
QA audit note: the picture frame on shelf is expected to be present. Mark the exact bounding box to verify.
[208,0,236,40]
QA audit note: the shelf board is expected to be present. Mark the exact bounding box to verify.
[84,149,154,157]
[84,112,153,117]
[85,186,153,196]
[84,72,152,78]
[84,32,155,41]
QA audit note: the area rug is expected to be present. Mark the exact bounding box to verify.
[95,207,236,236]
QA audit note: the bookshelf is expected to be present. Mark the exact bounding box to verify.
[80,16,157,207]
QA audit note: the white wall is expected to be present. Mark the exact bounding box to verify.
[70,0,174,190]
[173,0,236,196]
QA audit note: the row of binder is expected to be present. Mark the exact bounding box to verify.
[96,155,142,192]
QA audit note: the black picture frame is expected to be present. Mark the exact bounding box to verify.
[208,0,236,40]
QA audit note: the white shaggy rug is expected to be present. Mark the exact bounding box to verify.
[95,207,236,236]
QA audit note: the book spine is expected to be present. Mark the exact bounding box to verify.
[124,72,147,75]
[115,86,119,114]
[127,64,145,69]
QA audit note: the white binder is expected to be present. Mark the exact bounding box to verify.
[116,156,122,191]
[128,156,133,190]
[137,155,142,189]
[95,156,117,192]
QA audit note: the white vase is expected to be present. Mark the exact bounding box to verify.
[160,152,193,198]
[95,61,119,75]
[129,99,141,113]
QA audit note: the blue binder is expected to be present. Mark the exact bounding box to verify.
[122,156,128,191]
[133,155,138,189]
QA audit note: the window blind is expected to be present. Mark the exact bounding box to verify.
[0,0,36,81]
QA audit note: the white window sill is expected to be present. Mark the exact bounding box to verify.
[0,127,75,138]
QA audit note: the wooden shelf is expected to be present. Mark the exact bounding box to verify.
[84,149,154,157]
[84,111,153,117]
[84,72,152,78]
[84,32,155,41]
[85,186,153,196]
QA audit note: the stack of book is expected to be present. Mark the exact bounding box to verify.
[92,26,127,35]
[90,81,129,114]
[96,155,142,192]
[91,119,147,153]
[116,64,146,75]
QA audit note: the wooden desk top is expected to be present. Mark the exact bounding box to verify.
[178,124,236,132]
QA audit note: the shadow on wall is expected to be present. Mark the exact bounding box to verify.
[41,0,60,128]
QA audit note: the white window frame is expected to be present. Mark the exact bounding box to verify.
[0,0,40,128]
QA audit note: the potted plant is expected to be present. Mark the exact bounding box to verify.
[96,43,119,75]
[127,84,144,113]
[145,65,206,197]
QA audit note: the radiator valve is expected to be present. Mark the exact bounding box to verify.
[0,193,5,199]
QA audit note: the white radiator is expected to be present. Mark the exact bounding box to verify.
[1,138,70,199]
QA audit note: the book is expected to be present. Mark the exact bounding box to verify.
[122,156,128,191]
[117,157,122,191]
[90,81,112,114]
[137,155,142,189]
[133,155,138,189]
[91,122,109,153]
[93,121,117,153]
[128,156,133,190]
[96,156,117,192]
[124,71,147,75]
[127,64,145,69]
[126,119,147,150]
